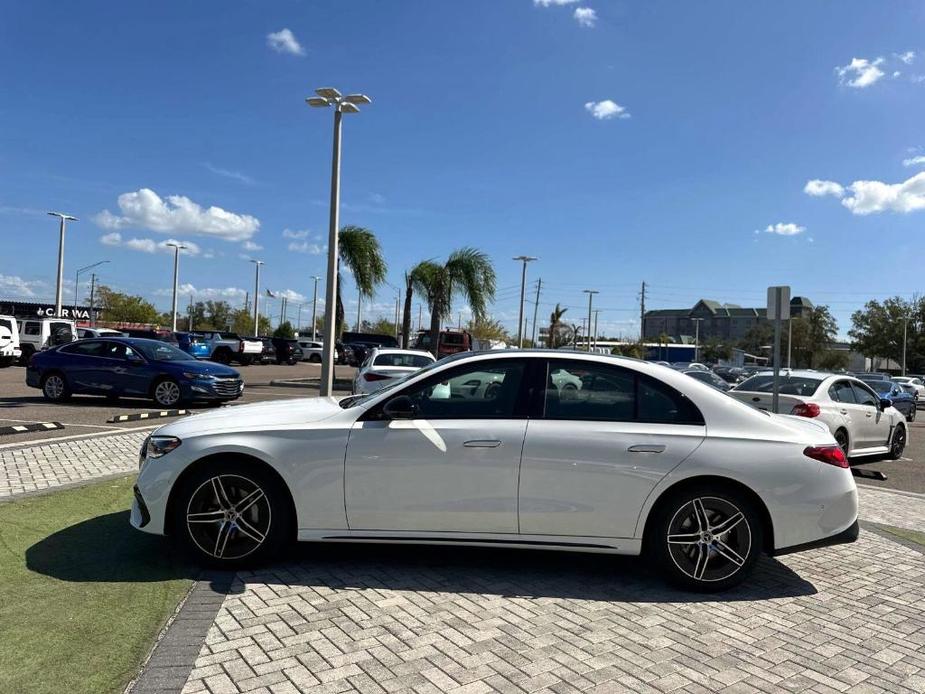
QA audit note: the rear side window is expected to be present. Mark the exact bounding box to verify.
[59,341,106,357]
[442,333,466,345]
[374,353,433,368]
[24,322,40,336]
[544,360,703,425]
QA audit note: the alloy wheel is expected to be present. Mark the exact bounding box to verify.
[186,474,272,560]
[154,380,180,407]
[43,375,65,400]
[666,496,752,583]
[892,427,906,458]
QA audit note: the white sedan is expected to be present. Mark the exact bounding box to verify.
[352,348,436,394]
[132,351,858,591]
[729,370,907,461]
[892,376,925,400]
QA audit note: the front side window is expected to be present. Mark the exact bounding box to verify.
[851,382,878,408]
[133,341,193,362]
[829,381,856,403]
[388,359,527,419]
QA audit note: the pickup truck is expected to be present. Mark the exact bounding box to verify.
[200,331,263,365]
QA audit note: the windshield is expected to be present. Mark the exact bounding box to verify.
[133,340,196,362]
[735,374,823,396]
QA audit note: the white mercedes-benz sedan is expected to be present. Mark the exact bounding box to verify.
[131,351,859,591]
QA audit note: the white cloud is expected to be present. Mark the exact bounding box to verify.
[761,222,806,236]
[99,232,201,255]
[584,99,630,120]
[805,172,925,215]
[164,283,247,301]
[574,7,597,28]
[902,155,925,167]
[242,240,263,251]
[803,179,845,197]
[125,238,157,253]
[203,163,255,185]
[288,240,324,254]
[274,289,308,303]
[282,228,310,239]
[100,231,122,246]
[368,192,386,204]
[94,188,259,242]
[0,274,45,298]
[534,0,579,5]
[836,57,885,88]
[266,28,305,56]
[897,51,916,65]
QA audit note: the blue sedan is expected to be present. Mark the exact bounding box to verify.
[26,337,243,407]
[867,379,917,422]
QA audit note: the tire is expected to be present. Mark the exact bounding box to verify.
[648,485,763,592]
[834,429,849,459]
[41,371,70,402]
[171,460,292,568]
[152,378,183,408]
[213,349,231,365]
[238,356,253,366]
[907,406,916,423]
[287,358,297,366]
[888,425,906,460]
[309,353,321,364]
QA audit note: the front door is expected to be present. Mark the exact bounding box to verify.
[851,382,890,448]
[345,358,530,533]
[519,360,706,538]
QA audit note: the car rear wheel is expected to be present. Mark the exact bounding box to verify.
[888,425,906,460]
[834,429,849,459]
[172,461,291,567]
[41,372,70,402]
[907,407,916,423]
[152,378,182,408]
[309,353,321,363]
[649,486,762,592]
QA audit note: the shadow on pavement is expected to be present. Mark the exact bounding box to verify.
[25,510,236,593]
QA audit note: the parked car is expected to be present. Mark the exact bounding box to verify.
[174,332,211,360]
[77,327,126,339]
[671,362,710,371]
[341,331,398,349]
[200,331,263,365]
[343,340,382,367]
[0,315,21,367]
[121,328,178,343]
[132,350,858,591]
[295,338,323,363]
[682,368,731,392]
[26,337,243,407]
[730,370,907,460]
[712,366,747,385]
[869,380,916,422]
[268,337,302,365]
[352,348,436,394]
[18,317,76,364]
[254,337,276,364]
[892,376,925,400]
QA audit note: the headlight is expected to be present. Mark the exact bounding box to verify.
[182,372,213,380]
[145,436,182,459]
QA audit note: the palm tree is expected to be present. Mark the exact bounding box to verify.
[336,226,387,334]
[400,261,435,348]
[411,248,496,356]
[547,303,568,348]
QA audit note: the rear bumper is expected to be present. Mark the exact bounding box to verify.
[771,518,859,556]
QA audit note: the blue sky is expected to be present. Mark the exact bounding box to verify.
[2,0,924,338]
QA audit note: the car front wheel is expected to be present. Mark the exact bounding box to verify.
[888,425,906,460]
[650,486,762,592]
[172,461,291,567]
[152,378,183,408]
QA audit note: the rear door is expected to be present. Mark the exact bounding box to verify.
[518,359,706,539]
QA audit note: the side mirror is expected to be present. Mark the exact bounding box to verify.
[879,398,892,410]
[382,395,418,420]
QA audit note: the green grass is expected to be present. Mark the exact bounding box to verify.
[877,524,925,549]
[0,476,196,694]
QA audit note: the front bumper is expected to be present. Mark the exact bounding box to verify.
[182,377,244,401]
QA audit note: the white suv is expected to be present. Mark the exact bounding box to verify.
[0,315,21,367]
[296,339,323,363]
[18,318,77,364]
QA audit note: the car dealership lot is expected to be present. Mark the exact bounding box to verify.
[0,362,355,444]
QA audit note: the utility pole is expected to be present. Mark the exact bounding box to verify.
[513,256,538,348]
[188,294,194,331]
[583,289,598,352]
[394,296,400,339]
[531,278,542,345]
[592,309,600,350]
[356,287,362,332]
[310,276,321,341]
[692,317,703,363]
[417,304,422,332]
[48,212,78,318]
[250,260,263,336]
[639,281,647,341]
[165,242,186,332]
[903,316,910,376]
[88,273,97,327]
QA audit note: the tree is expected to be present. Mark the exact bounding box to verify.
[738,323,773,356]
[336,226,387,336]
[273,321,295,339]
[701,337,731,363]
[546,303,569,348]
[789,305,838,368]
[369,317,398,336]
[401,263,433,349]
[467,317,509,343]
[815,349,849,371]
[850,297,914,369]
[95,286,160,324]
[412,248,496,356]
[203,301,233,330]
[228,307,270,336]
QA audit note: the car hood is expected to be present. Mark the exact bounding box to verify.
[160,360,239,377]
[155,396,345,437]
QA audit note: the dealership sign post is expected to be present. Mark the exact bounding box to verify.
[767,285,791,413]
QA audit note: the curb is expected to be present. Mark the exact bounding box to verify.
[857,483,925,501]
[108,410,191,423]
[0,421,64,437]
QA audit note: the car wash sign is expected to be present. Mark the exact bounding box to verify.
[0,300,97,321]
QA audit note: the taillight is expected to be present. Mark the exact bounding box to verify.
[364,372,391,382]
[791,402,821,418]
[803,445,848,468]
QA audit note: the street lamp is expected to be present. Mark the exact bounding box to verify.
[513,256,537,348]
[165,243,187,332]
[310,275,321,341]
[307,87,372,396]
[250,259,264,336]
[48,212,78,317]
[903,315,911,376]
[583,289,598,352]
[692,317,704,363]
[75,260,109,308]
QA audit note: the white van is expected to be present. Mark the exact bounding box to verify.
[0,315,21,367]
[18,317,77,364]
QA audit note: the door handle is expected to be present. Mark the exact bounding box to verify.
[463,439,502,448]
[627,444,667,454]
[839,409,848,415]
[866,413,873,418]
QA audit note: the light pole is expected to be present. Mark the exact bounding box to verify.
[165,243,186,332]
[307,87,372,396]
[48,212,78,317]
[513,256,537,348]
[903,316,910,376]
[592,309,600,350]
[250,259,264,336]
[692,317,704,363]
[310,276,321,340]
[583,289,598,352]
[75,260,109,308]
